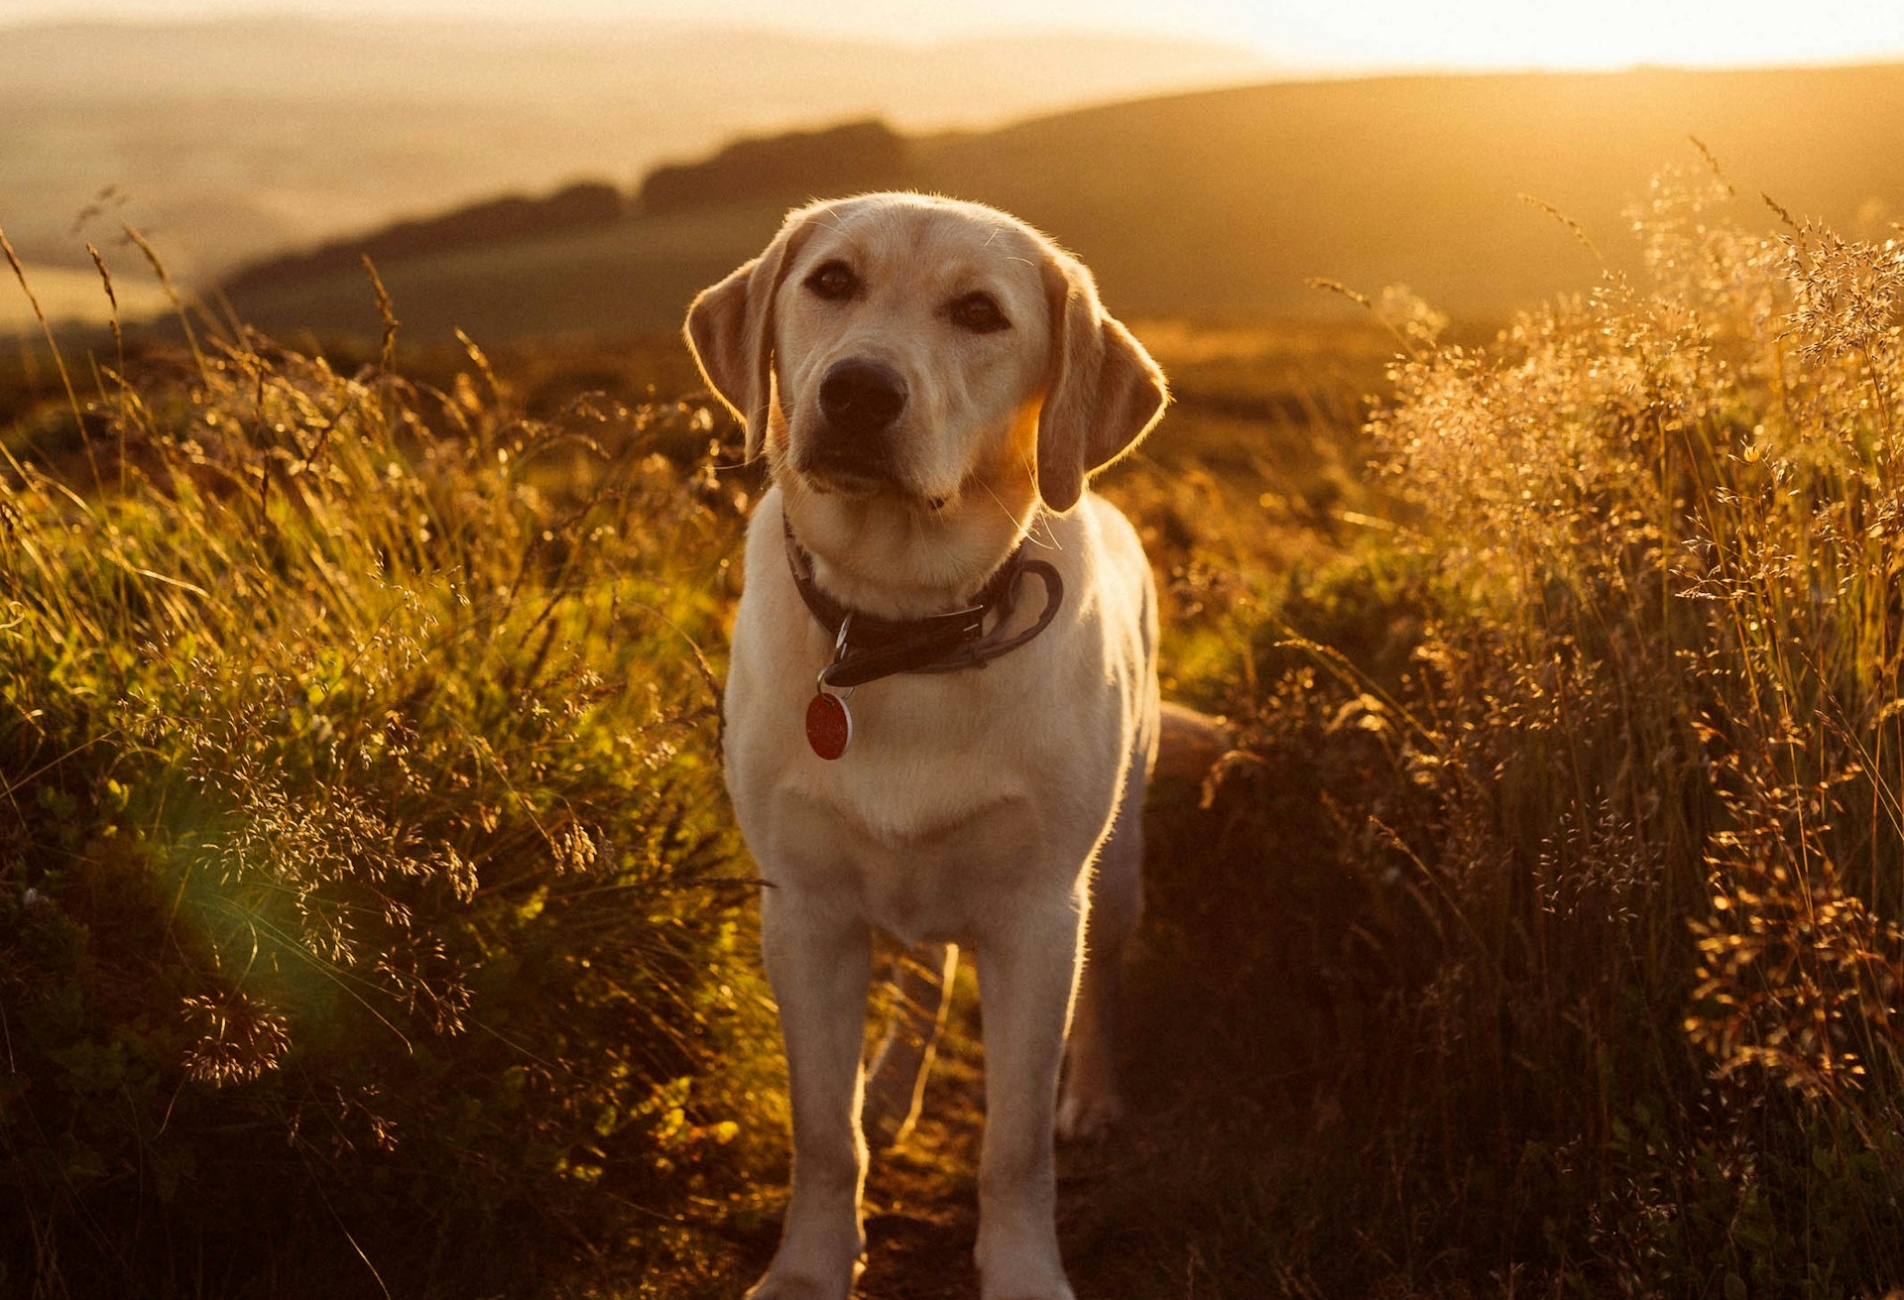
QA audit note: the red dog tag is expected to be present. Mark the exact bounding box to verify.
[806,692,852,760]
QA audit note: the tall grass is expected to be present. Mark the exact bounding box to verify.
[8,166,1903,1298]
[1142,167,1904,1297]
[0,255,774,1296]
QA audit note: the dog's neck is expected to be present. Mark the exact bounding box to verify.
[775,484,1037,622]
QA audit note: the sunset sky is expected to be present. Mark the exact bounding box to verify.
[12,0,1904,72]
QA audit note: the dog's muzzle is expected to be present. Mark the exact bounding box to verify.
[818,359,907,437]
[798,359,912,493]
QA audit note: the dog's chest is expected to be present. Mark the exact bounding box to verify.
[722,494,1142,943]
[727,664,1119,944]
[760,775,1057,944]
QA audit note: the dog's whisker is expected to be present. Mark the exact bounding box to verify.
[998,449,1063,552]
[974,474,1038,540]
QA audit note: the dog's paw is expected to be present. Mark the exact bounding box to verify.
[1054,1085,1125,1142]
[743,1270,854,1300]
[976,1242,1078,1300]
[744,1228,863,1300]
[976,1233,1077,1300]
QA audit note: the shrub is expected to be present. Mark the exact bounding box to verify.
[1209,165,1904,1295]
[0,301,773,1296]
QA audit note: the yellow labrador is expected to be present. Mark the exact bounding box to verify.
[687,192,1167,1300]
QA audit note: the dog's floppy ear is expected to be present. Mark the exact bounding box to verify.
[684,207,816,462]
[1035,252,1168,514]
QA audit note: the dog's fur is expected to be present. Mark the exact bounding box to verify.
[687,192,1167,1300]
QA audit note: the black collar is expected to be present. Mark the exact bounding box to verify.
[783,514,1064,691]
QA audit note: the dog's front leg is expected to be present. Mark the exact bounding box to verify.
[749,884,874,1300]
[972,892,1086,1300]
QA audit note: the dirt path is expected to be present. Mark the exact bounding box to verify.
[855,1034,986,1300]
[723,777,1245,1300]
[838,1008,1166,1300]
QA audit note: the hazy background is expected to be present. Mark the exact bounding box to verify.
[9,0,1904,334]
[18,0,1904,65]
[0,18,1266,282]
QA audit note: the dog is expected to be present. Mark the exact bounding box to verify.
[686,191,1168,1300]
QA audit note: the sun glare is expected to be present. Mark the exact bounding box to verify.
[1174,0,1904,71]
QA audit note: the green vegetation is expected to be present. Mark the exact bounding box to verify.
[0,258,780,1296]
[1076,167,1904,1297]
[6,165,1904,1299]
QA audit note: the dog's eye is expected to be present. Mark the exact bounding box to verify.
[948,292,1010,334]
[804,261,859,302]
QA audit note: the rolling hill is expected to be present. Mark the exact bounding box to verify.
[208,62,1904,343]
[0,16,1266,294]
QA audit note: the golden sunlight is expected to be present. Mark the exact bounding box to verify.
[14,0,1904,72]
[1178,0,1904,71]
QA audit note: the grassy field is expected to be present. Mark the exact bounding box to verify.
[5,166,1904,1299]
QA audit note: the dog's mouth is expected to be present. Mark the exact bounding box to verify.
[795,447,951,511]
[800,456,901,496]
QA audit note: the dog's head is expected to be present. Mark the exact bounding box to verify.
[686,194,1166,598]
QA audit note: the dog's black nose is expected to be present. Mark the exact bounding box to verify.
[818,360,907,437]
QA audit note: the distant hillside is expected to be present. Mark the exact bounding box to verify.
[214,62,1904,341]
[223,183,627,294]
[0,16,1266,290]
[921,65,1904,320]
[637,120,913,215]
